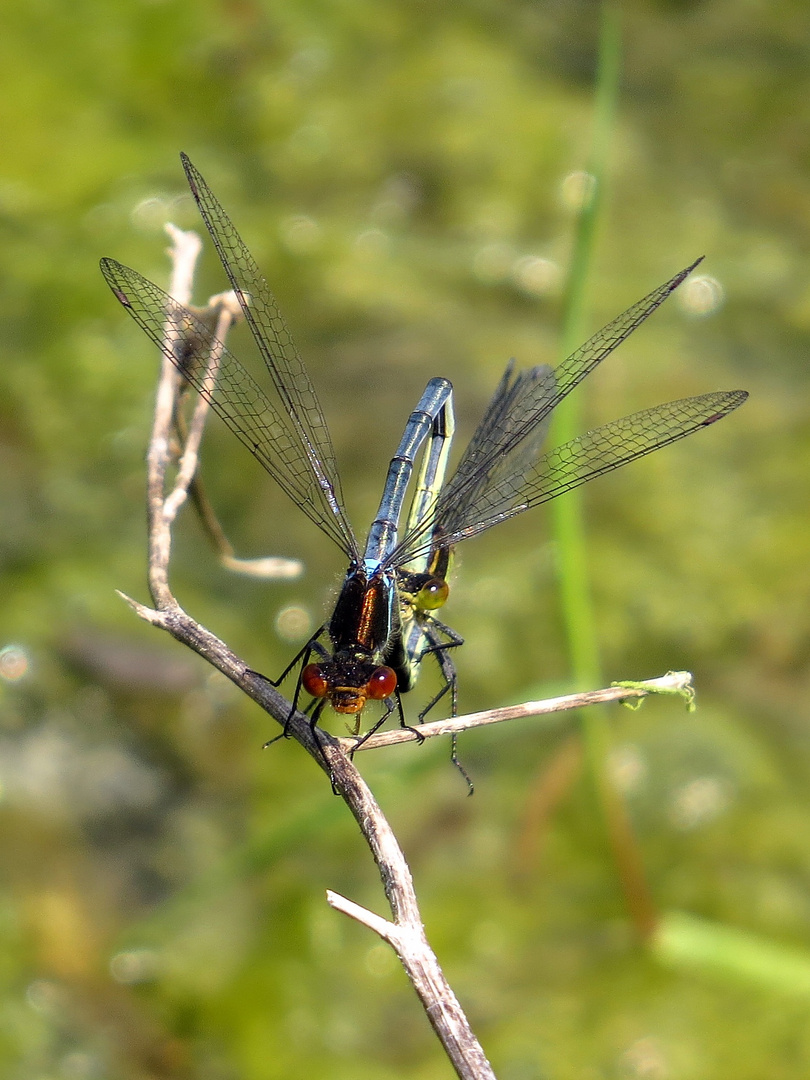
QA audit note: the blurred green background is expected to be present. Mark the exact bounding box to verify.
[1,1,809,1077]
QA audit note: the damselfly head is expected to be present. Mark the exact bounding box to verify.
[414,576,449,612]
[302,662,397,715]
[398,571,450,613]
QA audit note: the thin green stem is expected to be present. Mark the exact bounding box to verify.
[548,7,658,939]
[551,5,621,688]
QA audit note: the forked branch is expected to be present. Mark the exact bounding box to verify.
[120,226,694,1080]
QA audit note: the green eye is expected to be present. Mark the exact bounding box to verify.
[415,577,449,611]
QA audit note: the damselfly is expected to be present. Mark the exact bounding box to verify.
[101,155,747,777]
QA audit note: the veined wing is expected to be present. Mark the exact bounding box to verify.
[180,153,356,549]
[386,260,719,564]
[100,258,360,559]
[389,390,748,566]
[436,361,556,537]
[450,362,554,482]
[446,261,703,505]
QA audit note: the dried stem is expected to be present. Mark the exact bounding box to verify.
[339,671,694,752]
[122,227,694,1080]
[126,225,500,1077]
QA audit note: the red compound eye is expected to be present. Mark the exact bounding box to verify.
[301,664,329,698]
[417,577,449,611]
[366,666,397,700]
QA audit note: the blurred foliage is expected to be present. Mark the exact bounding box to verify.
[1,0,810,1077]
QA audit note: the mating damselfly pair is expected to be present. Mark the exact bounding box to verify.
[101,154,747,783]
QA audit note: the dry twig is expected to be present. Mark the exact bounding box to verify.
[117,226,694,1079]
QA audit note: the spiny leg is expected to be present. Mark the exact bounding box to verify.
[349,690,425,757]
[255,625,330,743]
[414,615,472,793]
[416,619,462,722]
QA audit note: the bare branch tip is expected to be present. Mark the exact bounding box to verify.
[206,289,244,324]
[220,554,304,579]
[326,891,397,939]
[164,222,201,249]
[115,590,166,626]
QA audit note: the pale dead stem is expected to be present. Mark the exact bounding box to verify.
[117,225,694,1079]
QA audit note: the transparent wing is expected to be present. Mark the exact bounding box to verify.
[180,153,356,549]
[100,258,360,558]
[450,363,554,481]
[387,261,732,566]
[390,390,748,566]
[439,362,557,534]
[449,261,702,500]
